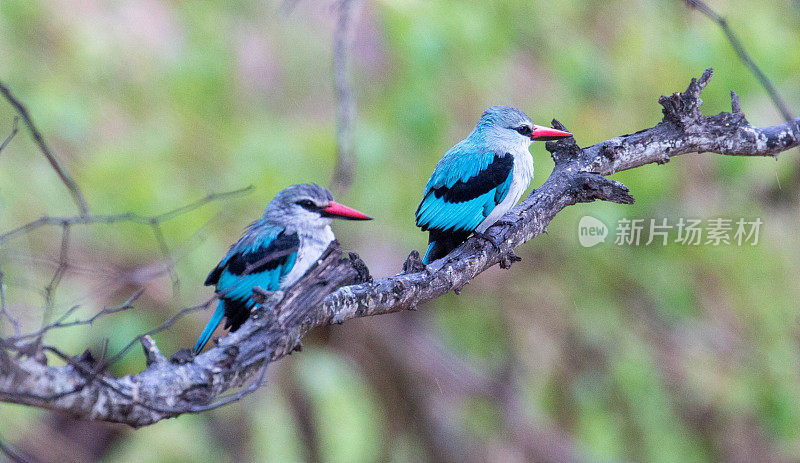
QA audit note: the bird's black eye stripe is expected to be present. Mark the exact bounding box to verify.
[296,199,317,209]
[515,125,532,136]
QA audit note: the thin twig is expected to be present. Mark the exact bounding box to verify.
[41,224,70,327]
[150,221,180,299]
[151,185,254,222]
[685,0,794,121]
[0,185,253,245]
[330,0,361,194]
[0,268,21,336]
[8,290,143,342]
[0,435,37,463]
[0,81,90,214]
[0,117,19,155]
[0,186,246,361]
[1,249,116,279]
[102,296,215,366]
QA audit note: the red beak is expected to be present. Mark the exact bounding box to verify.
[323,201,372,220]
[530,125,572,141]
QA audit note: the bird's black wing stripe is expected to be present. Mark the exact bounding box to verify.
[205,264,224,286]
[226,232,300,277]
[432,153,513,203]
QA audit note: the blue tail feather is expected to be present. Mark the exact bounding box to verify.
[422,241,436,265]
[194,301,225,354]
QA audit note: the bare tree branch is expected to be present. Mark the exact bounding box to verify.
[102,297,214,367]
[149,221,180,299]
[0,69,798,427]
[0,186,248,331]
[0,269,21,336]
[6,290,143,344]
[0,81,90,215]
[0,435,38,463]
[684,0,794,121]
[330,0,361,194]
[0,186,251,345]
[41,224,70,326]
[0,116,19,155]
[0,185,253,245]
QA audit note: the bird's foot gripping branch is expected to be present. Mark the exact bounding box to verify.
[1,69,799,427]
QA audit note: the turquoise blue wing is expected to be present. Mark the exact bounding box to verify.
[207,227,299,331]
[416,150,514,233]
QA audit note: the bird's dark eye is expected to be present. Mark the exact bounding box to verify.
[296,199,316,209]
[515,125,532,136]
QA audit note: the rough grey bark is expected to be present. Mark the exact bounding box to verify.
[1,69,799,427]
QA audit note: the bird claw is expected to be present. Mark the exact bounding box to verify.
[252,288,284,309]
[499,250,522,269]
[471,231,504,253]
[493,219,516,228]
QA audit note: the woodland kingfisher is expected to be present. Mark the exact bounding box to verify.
[194,183,371,353]
[416,106,572,264]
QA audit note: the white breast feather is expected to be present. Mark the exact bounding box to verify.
[281,225,335,287]
[475,146,533,233]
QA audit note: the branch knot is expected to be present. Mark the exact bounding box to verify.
[573,173,635,205]
[402,250,426,274]
[659,68,713,128]
[545,119,582,165]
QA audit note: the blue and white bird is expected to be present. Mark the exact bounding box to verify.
[194,183,371,353]
[416,106,572,264]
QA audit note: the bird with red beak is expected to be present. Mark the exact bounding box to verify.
[194,183,370,353]
[416,105,572,263]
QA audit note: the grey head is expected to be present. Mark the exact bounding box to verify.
[472,105,572,148]
[263,183,370,231]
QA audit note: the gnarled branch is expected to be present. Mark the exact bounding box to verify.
[1,69,798,427]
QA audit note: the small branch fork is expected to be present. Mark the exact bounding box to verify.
[0,117,19,156]
[0,186,253,246]
[684,0,793,122]
[0,186,251,322]
[0,82,254,308]
[0,81,90,215]
[1,69,799,427]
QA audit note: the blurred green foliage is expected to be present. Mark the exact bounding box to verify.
[1,0,799,461]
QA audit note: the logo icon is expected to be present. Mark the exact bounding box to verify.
[578,216,608,248]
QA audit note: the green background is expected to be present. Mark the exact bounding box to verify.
[1,0,799,461]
